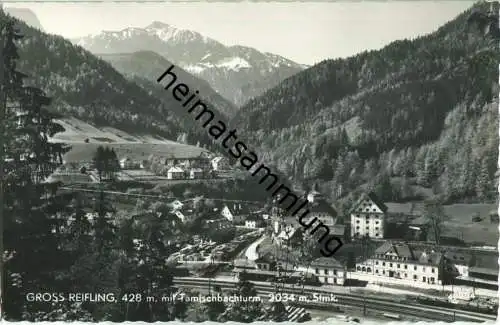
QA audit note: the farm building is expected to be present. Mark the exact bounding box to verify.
[167,167,185,180]
[164,155,211,170]
[120,157,139,169]
[189,168,204,179]
[211,156,231,171]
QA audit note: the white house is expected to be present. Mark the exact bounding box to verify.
[168,199,184,211]
[189,168,204,179]
[221,205,235,222]
[244,214,265,229]
[167,166,185,180]
[309,257,346,285]
[245,219,258,229]
[444,251,472,277]
[174,210,196,223]
[221,205,245,223]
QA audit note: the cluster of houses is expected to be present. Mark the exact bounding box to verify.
[269,190,345,246]
[140,180,499,299]
[120,154,231,180]
[221,191,499,297]
[166,198,267,231]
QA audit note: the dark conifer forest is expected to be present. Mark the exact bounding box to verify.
[232,2,499,205]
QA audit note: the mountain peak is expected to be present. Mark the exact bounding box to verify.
[71,21,307,106]
[146,21,171,29]
[144,21,208,43]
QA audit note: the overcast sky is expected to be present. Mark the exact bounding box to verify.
[5,1,475,64]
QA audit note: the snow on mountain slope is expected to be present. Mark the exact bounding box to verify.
[216,57,252,70]
[184,57,251,73]
[72,21,307,106]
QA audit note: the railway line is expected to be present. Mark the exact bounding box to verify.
[172,277,497,323]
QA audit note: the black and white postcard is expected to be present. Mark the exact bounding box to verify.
[0,0,498,323]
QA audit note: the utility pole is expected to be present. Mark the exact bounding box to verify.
[363,295,367,316]
[0,19,6,319]
[208,255,214,295]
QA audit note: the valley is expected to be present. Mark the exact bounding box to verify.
[1,1,498,323]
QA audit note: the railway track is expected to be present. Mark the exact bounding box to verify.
[173,277,497,323]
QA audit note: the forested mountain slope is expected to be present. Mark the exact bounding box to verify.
[0,10,226,149]
[232,2,499,204]
[3,7,44,31]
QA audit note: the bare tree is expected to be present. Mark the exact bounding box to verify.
[423,198,447,246]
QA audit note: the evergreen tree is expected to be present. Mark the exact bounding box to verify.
[374,173,393,201]
[1,18,78,320]
[94,189,117,253]
[476,156,493,200]
[92,146,120,181]
[219,276,263,322]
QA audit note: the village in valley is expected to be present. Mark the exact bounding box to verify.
[43,120,499,323]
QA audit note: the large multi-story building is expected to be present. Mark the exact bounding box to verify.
[355,241,455,288]
[350,192,388,239]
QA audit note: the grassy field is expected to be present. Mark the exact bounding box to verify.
[440,203,498,246]
[52,117,125,143]
[62,142,208,163]
[49,117,210,163]
[388,201,498,246]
